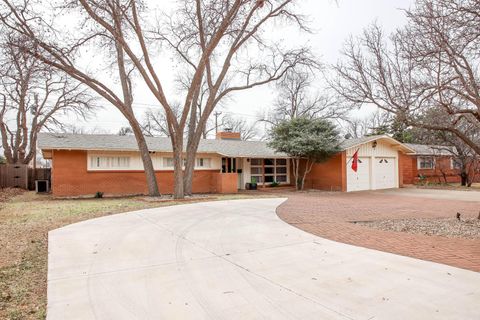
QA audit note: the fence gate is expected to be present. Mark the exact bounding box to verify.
[0,164,29,189]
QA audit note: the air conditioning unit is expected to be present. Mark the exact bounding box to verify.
[35,180,50,193]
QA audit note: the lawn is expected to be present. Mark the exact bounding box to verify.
[0,189,270,320]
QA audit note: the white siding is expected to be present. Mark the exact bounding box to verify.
[87,151,222,171]
[346,140,399,157]
[346,139,400,191]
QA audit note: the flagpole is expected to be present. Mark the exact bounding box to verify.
[346,148,360,164]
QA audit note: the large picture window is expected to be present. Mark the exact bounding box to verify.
[90,156,130,169]
[250,158,288,184]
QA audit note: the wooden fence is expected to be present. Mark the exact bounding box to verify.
[0,164,51,190]
[28,168,51,190]
[0,164,28,189]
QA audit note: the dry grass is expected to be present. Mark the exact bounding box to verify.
[0,191,273,320]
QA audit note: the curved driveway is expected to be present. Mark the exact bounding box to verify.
[48,198,479,319]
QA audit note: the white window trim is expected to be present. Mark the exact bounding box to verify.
[417,156,435,170]
[249,158,289,185]
[163,157,212,169]
[89,155,131,170]
[196,158,211,168]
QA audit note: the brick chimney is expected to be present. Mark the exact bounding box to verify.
[216,131,241,140]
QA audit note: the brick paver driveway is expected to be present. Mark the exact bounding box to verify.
[277,189,480,272]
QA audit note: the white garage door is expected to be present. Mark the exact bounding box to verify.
[347,157,370,192]
[374,157,396,189]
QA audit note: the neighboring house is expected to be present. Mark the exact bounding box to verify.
[38,132,415,197]
[402,143,479,184]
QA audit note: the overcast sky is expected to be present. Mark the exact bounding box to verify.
[72,0,415,135]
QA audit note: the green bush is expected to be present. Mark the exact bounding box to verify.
[94,191,104,198]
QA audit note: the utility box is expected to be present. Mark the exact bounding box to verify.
[35,180,50,193]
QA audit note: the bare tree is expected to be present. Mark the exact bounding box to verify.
[61,124,111,135]
[159,1,316,196]
[422,123,480,187]
[142,108,258,141]
[142,109,170,137]
[0,34,93,164]
[141,103,184,138]
[221,114,258,140]
[1,0,315,198]
[118,126,133,136]
[1,0,163,195]
[260,68,345,128]
[331,0,480,155]
[344,111,392,139]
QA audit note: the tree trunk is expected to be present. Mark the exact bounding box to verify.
[183,143,197,196]
[460,171,468,186]
[183,131,204,196]
[129,120,160,196]
[300,159,315,191]
[172,133,185,199]
[293,158,300,190]
[183,99,199,196]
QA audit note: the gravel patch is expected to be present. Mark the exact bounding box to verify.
[356,218,480,240]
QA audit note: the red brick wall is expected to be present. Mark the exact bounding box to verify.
[304,152,345,191]
[399,153,415,185]
[215,173,238,194]
[415,156,463,183]
[52,150,222,197]
[399,154,475,184]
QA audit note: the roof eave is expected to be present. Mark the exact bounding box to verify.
[343,135,416,153]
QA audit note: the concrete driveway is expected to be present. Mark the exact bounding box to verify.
[373,187,480,202]
[48,198,480,320]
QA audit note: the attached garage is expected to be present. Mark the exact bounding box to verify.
[374,157,396,189]
[344,136,414,192]
[346,157,370,192]
[304,135,415,192]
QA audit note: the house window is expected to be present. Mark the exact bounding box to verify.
[250,158,288,184]
[164,157,190,168]
[250,158,262,166]
[451,158,462,170]
[90,156,130,169]
[418,157,435,169]
[196,158,211,168]
[163,157,174,168]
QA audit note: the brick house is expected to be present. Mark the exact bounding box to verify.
[402,143,480,184]
[39,133,423,197]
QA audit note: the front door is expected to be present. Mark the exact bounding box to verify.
[237,158,243,189]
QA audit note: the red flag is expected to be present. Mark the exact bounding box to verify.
[351,149,359,172]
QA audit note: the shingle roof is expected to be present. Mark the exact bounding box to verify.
[404,143,455,156]
[38,133,288,158]
[39,133,417,158]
